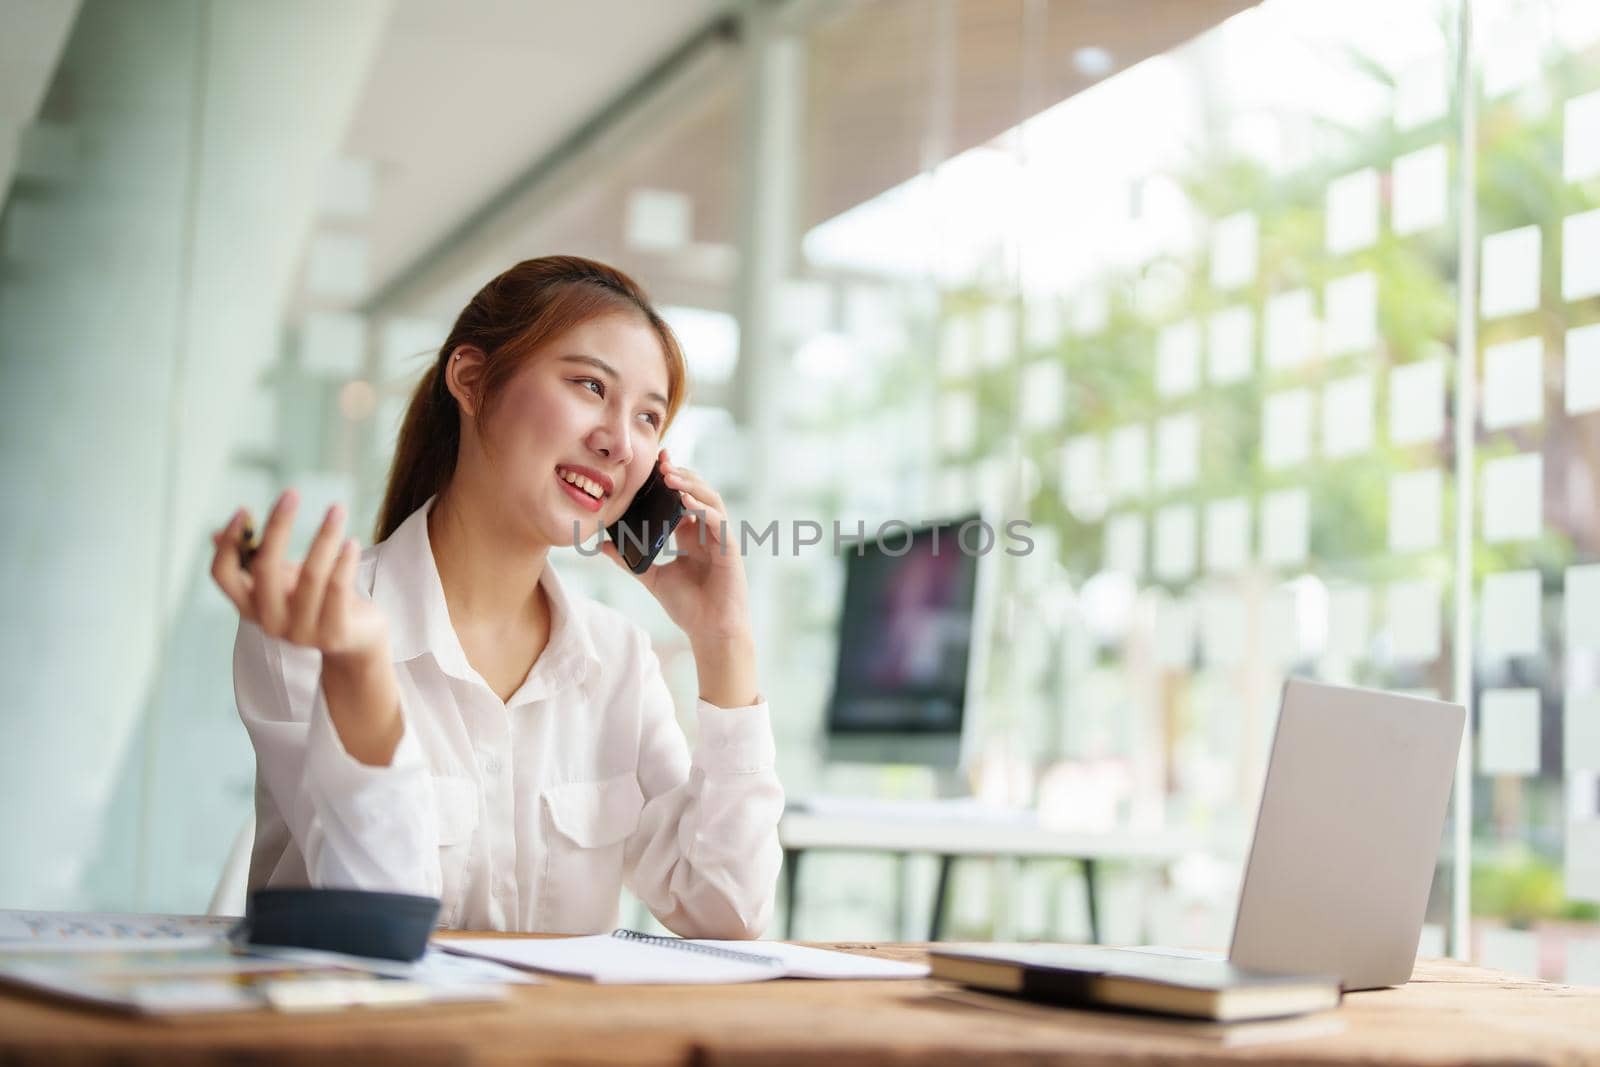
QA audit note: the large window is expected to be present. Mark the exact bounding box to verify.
[774,0,1599,977]
[2,1,1596,979]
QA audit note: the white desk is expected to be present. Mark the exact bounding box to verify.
[778,806,1197,942]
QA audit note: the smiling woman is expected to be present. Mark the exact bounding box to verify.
[376,258,688,544]
[207,255,781,937]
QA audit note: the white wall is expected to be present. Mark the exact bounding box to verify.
[0,0,391,910]
[0,0,81,199]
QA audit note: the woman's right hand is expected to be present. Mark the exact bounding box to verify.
[210,489,388,661]
[213,489,403,766]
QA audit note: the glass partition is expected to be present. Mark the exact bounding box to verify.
[1,0,1595,980]
[1466,0,1600,983]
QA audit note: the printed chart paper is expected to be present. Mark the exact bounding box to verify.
[940,317,975,377]
[941,391,978,454]
[1020,361,1066,430]
[1024,298,1063,352]
[1261,488,1309,567]
[1482,336,1545,430]
[1388,580,1441,662]
[1200,591,1248,666]
[0,912,236,943]
[1157,320,1201,397]
[1109,424,1149,499]
[1326,168,1379,255]
[1566,691,1600,772]
[1569,934,1600,984]
[1204,497,1251,573]
[1481,20,1540,98]
[1264,389,1313,469]
[1567,820,1600,904]
[1395,52,1448,130]
[1480,569,1541,658]
[1265,289,1317,369]
[1389,468,1442,553]
[1211,212,1258,290]
[1393,144,1449,235]
[978,305,1015,368]
[1390,358,1447,444]
[1562,208,1600,302]
[1154,505,1197,580]
[1062,435,1105,520]
[1208,306,1254,384]
[1323,271,1378,356]
[1155,413,1199,489]
[1323,373,1374,458]
[1072,288,1109,336]
[1478,926,1540,979]
[1482,452,1543,543]
[1565,89,1600,183]
[1104,513,1145,577]
[1566,322,1600,414]
[937,469,970,512]
[1565,563,1600,648]
[1262,590,1305,665]
[1154,596,1197,668]
[1479,688,1541,776]
[1327,584,1371,660]
[1480,225,1542,319]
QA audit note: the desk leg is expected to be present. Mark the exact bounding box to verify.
[992,856,1019,942]
[930,854,954,942]
[1083,858,1100,944]
[783,848,801,940]
[895,853,909,941]
[1050,861,1074,940]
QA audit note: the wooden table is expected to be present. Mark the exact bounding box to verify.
[2,943,1598,1066]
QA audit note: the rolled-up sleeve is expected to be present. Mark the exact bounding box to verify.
[622,639,784,940]
[234,619,440,895]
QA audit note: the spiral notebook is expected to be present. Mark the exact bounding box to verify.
[437,930,928,984]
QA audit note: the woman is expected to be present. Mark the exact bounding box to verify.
[208,256,783,937]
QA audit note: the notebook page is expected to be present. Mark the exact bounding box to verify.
[437,935,784,984]
[694,941,929,979]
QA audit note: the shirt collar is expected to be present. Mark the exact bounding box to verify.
[370,496,602,701]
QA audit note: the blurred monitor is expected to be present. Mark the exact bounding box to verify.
[823,513,992,770]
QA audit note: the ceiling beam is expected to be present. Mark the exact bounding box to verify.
[361,10,742,315]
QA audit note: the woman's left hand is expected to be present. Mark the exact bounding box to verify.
[599,449,751,648]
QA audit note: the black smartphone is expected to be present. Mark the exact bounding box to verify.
[605,457,686,574]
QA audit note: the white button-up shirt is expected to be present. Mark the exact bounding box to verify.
[234,498,784,938]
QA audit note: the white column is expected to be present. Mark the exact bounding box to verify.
[730,0,804,667]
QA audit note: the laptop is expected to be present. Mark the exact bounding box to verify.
[1133,677,1465,991]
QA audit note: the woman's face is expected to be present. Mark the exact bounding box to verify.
[474,312,671,548]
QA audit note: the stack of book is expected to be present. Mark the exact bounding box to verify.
[929,944,1341,1023]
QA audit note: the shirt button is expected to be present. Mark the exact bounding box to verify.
[481,755,501,774]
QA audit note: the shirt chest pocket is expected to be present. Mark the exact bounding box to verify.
[538,772,644,933]
[432,775,480,928]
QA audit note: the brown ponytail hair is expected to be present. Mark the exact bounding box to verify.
[374,255,689,543]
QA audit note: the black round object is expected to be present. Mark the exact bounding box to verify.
[231,888,441,962]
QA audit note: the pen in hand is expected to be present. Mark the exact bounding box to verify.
[238,519,261,572]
